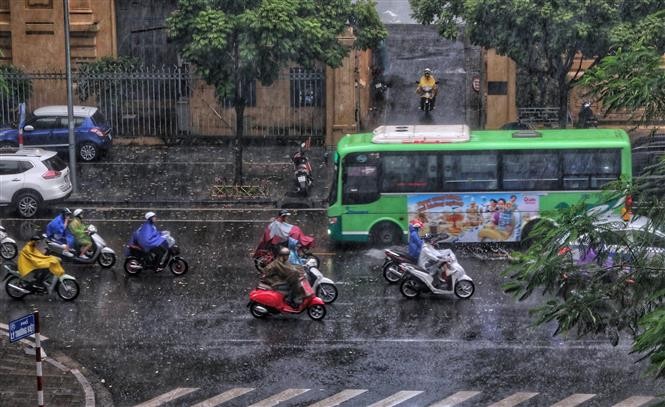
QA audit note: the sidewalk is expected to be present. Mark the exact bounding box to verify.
[67,142,333,208]
[0,334,93,406]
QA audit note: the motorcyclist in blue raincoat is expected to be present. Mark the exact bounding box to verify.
[287,237,305,266]
[408,219,425,259]
[45,208,74,257]
[135,211,169,269]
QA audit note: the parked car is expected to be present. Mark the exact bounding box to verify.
[0,105,112,161]
[0,148,72,218]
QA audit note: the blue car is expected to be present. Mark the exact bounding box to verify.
[0,105,112,161]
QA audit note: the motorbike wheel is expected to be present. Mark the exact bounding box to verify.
[170,257,189,276]
[123,257,142,276]
[57,279,80,301]
[5,276,27,299]
[307,304,326,321]
[316,283,338,304]
[382,261,402,284]
[98,252,116,269]
[400,278,421,299]
[0,241,18,260]
[249,302,267,319]
[454,280,475,299]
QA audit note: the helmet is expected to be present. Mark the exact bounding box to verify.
[62,208,72,216]
[278,247,290,256]
[73,208,83,217]
[30,233,46,241]
[145,211,156,220]
[278,209,291,217]
[424,68,432,75]
[411,219,424,229]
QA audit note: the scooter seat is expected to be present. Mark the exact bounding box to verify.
[388,247,417,263]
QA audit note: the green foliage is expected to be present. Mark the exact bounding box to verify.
[0,64,32,104]
[409,0,665,124]
[504,174,665,378]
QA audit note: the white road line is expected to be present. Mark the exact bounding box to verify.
[307,389,368,407]
[248,388,310,407]
[487,392,539,407]
[550,394,596,407]
[133,387,199,407]
[612,396,656,407]
[429,391,482,407]
[190,387,255,407]
[367,390,424,407]
[70,368,96,407]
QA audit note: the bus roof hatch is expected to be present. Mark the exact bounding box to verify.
[371,125,470,144]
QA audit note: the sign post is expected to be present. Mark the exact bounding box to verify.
[17,102,25,148]
[9,311,44,406]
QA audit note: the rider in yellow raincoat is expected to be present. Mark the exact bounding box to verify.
[416,68,438,110]
[17,235,65,284]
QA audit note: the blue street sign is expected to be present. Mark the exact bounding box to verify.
[9,313,35,343]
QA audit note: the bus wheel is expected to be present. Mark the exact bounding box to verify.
[371,222,402,246]
[520,219,553,249]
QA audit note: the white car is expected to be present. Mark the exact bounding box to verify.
[0,148,72,218]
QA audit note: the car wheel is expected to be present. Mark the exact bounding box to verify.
[14,191,41,218]
[78,142,98,162]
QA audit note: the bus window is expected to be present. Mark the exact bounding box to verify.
[563,149,620,190]
[343,165,379,204]
[503,151,559,190]
[382,153,438,192]
[443,152,498,191]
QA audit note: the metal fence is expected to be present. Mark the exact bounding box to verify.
[0,66,326,142]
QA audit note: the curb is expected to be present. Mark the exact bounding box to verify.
[52,352,115,407]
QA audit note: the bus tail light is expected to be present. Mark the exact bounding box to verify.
[621,195,633,221]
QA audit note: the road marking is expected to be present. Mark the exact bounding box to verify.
[133,387,198,407]
[429,391,482,406]
[488,392,539,407]
[70,368,96,407]
[550,394,596,406]
[248,388,310,407]
[612,396,656,407]
[191,387,255,407]
[307,389,368,407]
[367,390,424,407]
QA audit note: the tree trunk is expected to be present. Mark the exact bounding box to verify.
[233,104,244,185]
[558,81,569,129]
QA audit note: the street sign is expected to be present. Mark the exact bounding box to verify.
[9,313,35,343]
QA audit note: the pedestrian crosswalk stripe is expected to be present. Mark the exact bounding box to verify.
[550,393,596,407]
[190,387,255,407]
[307,389,368,407]
[612,396,656,407]
[248,388,310,407]
[367,390,424,407]
[429,391,482,407]
[133,387,198,407]
[487,392,539,407]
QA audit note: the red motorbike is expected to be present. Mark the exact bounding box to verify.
[248,278,327,320]
[253,223,316,271]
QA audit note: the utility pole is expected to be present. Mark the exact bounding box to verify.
[64,0,77,192]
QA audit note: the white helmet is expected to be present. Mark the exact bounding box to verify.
[73,208,83,217]
[144,211,156,220]
[424,68,432,75]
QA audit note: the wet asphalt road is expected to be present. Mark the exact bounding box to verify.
[0,210,661,406]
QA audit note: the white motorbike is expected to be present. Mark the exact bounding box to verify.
[46,224,116,268]
[399,244,475,299]
[0,225,18,261]
[303,257,338,304]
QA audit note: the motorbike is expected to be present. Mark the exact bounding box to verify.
[576,102,599,128]
[248,277,327,320]
[254,224,317,271]
[123,231,188,276]
[3,262,80,301]
[292,142,313,197]
[0,225,18,261]
[381,234,449,284]
[46,224,116,268]
[398,245,475,300]
[303,257,338,304]
[416,81,439,113]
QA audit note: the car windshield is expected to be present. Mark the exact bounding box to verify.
[42,155,67,171]
[91,110,108,127]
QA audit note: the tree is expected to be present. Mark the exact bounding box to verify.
[167,0,386,184]
[504,171,665,379]
[409,0,665,127]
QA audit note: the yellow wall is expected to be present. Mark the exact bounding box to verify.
[484,49,517,129]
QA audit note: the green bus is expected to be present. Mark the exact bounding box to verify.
[327,125,632,245]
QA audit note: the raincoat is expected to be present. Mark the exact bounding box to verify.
[287,237,305,266]
[417,74,437,92]
[46,214,74,246]
[17,241,65,278]
[261,257,305,301]
[408,224,424,259]
[136,219,166,251]
[68,217,91,247]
